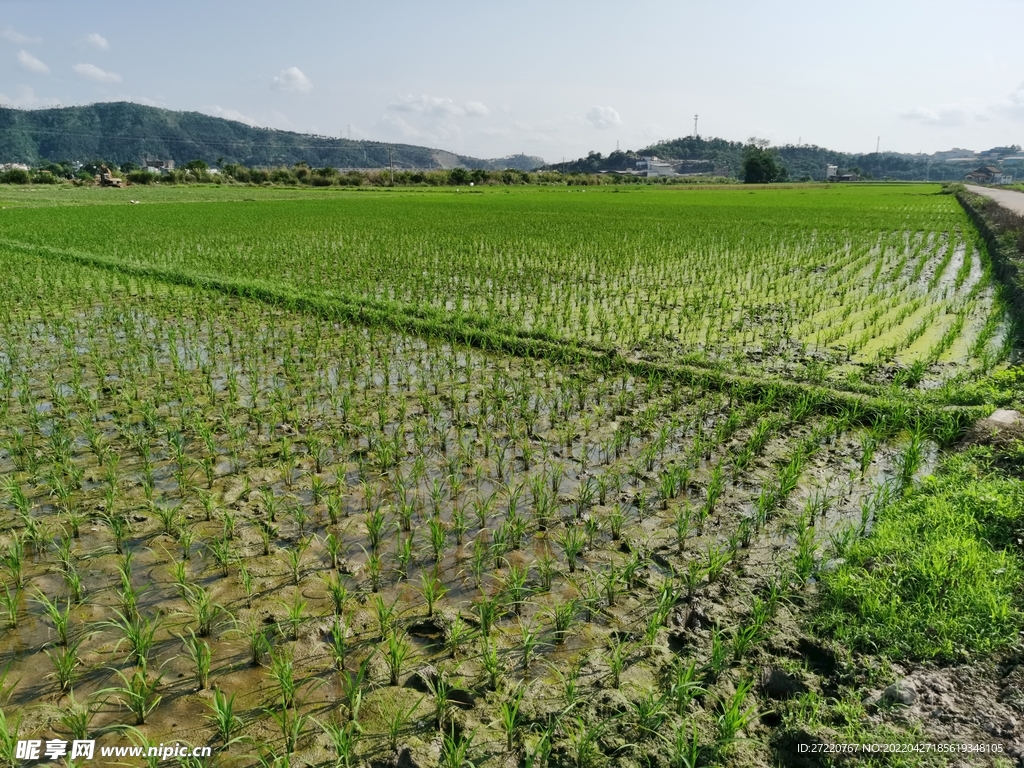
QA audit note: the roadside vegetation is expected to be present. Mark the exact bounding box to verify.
[817,447,1024,660]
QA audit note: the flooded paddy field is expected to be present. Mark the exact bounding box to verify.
[0,184,1018,768]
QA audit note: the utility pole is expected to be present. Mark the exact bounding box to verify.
[876,136,880,154]
[388,146,394,185]
[693,114,699,138]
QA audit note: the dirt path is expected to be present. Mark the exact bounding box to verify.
[966,184,1024,214]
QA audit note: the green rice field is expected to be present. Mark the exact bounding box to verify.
[0,183,1017,768]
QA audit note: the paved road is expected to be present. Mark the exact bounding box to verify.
[966,184,1024,214]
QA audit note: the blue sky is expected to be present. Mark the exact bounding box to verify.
[2,0,1022,161]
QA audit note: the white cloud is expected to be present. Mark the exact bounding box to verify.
[204,105,259,126]
[430,122,462,143]
[510,118,572,147]
[388,94,489,118]
[389,94,460,117]
[271,67,312,94]
[0,85,60,109]
[72,63,121,83]
[85,33,110,51]
[379,114,422,138]
[638,123,669,141]
[586,106,623,130]
[1,27,40,45]
[17,50,48,74]
[899,105,969,127]
[377,114,467,146]
[901,85,1024,131]
[992,83,1024,120]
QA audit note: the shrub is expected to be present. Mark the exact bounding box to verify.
[448,168,469,185]
[0,169,30,184]
[270,168,297,185]
[224,164,251,183]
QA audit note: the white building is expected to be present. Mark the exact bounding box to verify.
[635,157,675,177]
[144,159,175,174]
[965,165,1013,185]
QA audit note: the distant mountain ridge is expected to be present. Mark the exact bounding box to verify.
[0,102,546,171]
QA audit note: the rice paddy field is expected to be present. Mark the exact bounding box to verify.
[0,183,1019,768]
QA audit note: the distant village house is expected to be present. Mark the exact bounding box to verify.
[635,157,675,177]
[144,159,175,174]
[965,165,1013,185]
[825,165,857,182]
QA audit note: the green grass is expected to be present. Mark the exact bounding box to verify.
[817,447,1024,661]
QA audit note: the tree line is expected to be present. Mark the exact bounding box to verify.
[1,159,736,188]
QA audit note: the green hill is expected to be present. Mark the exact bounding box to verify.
[548,135,988,181]
[0,102,545,171]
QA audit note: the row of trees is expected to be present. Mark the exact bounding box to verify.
[0,160,148,185]
[0,159,736,188]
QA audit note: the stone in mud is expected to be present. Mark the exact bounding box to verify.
[407,617,446,641]
[651,550,673,570]
[761,667,809,700]
[405,664,439,692]
[881,681,917,707]
[820,557,845,573]
[370,747,427,768]
[962,409,1024,450]
[989,409,1022,425]
[592,687,629,715]
[404,665,476,709]
[680,600,711,630]
[336,557,359,576]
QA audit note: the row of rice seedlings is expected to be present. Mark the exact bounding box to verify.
[1,259,822,760]
[0,186,982,382]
